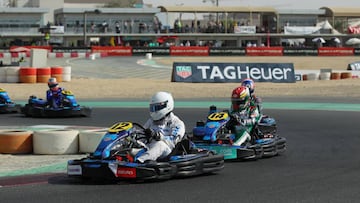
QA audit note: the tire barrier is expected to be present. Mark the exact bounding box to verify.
[33,129,79,155]
[319,72,331,80]
[341,72,352,79]
[2,65,71,83]
[19,67,37,83]
[299,71,358,81]
[36,67,51,83]
[62,66,71,82]
[0,67,6,82]
[5,66,20,83]
[0,130,33,154]
[306,73,319,81]
[330,72,341,80]
[302,74,308,81]
[145,53,152,59]
[51,66,63,82]
[79,128,108,153]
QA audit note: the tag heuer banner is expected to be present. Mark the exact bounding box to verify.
[171,62,296,83]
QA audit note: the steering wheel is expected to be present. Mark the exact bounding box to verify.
[129,123,149,149]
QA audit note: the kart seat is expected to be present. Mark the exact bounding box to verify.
[157,138,191,162]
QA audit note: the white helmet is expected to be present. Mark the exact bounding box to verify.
[149,91,174,121]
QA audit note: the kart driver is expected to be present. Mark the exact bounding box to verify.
[46,77,64,108]
[229,86,260,143]
[241,78,262,113]
[0,88,14,104]
[137,91,185,164]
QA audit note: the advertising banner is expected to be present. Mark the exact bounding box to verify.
[50,26,65,34]
[246,47,283,56]
[234,26,256,34]
[318,47,354,56]
[132,47,170,56]
[52,47,90,53]
[209,47,246,56]
[170,46,209,56]
[354,48,360,56]
[283,48,318,56]
[91,46,132,56]
[172,62,295,83]
[284,26,321,34]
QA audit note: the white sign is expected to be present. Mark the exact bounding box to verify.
[50,26,65,34]
[234,26,256,34]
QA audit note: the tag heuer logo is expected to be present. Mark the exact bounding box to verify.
[176,66,192,79]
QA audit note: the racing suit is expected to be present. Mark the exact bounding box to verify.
[229,105,260,145]
[46,87,64,108]
[137,112,185,163]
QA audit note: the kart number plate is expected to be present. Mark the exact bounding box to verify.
[67,165,82,175]
[208,112,229,121]
[116,167,136,178]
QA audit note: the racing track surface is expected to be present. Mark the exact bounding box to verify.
[1,107,360,203]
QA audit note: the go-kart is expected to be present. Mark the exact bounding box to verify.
[20,90,91,118]
[191,106,286,161]
[0,88,21,113]
[67,122,224,182]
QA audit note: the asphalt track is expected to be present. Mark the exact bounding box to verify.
[1,107,360,203]
[1,57,360,202]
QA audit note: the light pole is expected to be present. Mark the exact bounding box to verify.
[83,9,101,46]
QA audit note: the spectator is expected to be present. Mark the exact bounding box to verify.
[90,22,95,33]
[130,19,134,33]
[123,21,128,33]
[115,21,121,33]
[102,20,108,33]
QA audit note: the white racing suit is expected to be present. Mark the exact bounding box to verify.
[137,112,185,163]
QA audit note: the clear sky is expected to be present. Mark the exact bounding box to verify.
[144,0,360,9]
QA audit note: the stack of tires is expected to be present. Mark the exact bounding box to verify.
[0,127,107,155]
[0,66,71,83]
[302,71,353,81]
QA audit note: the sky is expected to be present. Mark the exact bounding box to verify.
[144,0,360,9]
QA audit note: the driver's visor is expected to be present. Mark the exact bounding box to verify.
[150,101,168,112]
[48,83,58,88]
[231,99,246,106]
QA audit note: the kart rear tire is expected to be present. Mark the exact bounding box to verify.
[275,137,286,155]
[261,140,277,157]
[20,104,31,117]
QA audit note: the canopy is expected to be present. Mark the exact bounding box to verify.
[312,37,326,43]
[9,46,31,53]
[345,38,360,45]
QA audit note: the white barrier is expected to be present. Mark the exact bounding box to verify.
[62,66,71,82]
[5,66,20,83]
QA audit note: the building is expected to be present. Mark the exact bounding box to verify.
[0,0,359,47]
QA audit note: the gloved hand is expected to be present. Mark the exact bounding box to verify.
[152,132,161,141]
[231,114,241,122]
[144,128,161,141]
[144,128,154,139]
